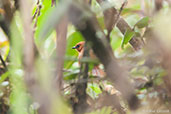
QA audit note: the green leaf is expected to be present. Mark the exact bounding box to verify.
[43,31,56,57]
[97,16,105,30]
[87,83,102,99]
[34,0,53,41]
[0,72,9,84]
[121,5,141,15]
[135,32,141,37]
[110,28,122,50]
[121,29,135,49]
[64,70,79,80]
[134,17,149,28]
[35,0,71,43]
[110,36,122,50]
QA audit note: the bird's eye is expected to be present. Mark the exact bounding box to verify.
[76,45,80,48]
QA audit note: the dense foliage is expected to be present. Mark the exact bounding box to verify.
[0,0,171,114]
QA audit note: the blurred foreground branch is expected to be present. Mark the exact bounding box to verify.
[55,16,68,90]
[145,28,171,98]
[20,0,51,114]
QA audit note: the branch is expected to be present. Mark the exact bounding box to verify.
[68,1,139,110]
[0,54,7,70]
[97,0,143,50]
[117,18,144,50]
[107,1,127,40]
[20,0,50,114]
[51,0,56,6]
[33,0,42,31]
[55,16,68,91]
[74,44,89,113]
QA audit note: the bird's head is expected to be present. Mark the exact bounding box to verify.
[72,41,85,52]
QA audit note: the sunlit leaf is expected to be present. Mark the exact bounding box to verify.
[121,4,141,15]
[134,17,149,28]
[0,72,9,84]
[0,41,9,48]
[35,0,71,42]
[87,83,102,99]
[121,29,135,49]
[64,69,79,80]
[34,0,53,41]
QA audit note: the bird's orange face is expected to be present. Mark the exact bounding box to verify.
[72,41,85,52]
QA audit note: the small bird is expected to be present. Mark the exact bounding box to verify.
[72,41,105,77]
[72,41,120,95]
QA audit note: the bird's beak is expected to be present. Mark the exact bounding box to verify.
[72,46,76,49]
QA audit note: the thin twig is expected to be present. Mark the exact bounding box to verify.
[0,54,7,70]
[107,0,127,38]
[32,8,38,20]
[115,0,127,27]
[32,0,40,20]
[33,0,42,30]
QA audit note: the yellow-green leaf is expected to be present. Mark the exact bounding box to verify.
[121,29,135,49]
[0,41,9,48]
[135,17,149,28]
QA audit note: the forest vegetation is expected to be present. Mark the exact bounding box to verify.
[0,0,171,114]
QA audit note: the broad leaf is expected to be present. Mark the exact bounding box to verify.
[87,83,102,99]
[121,29,135,49]
[135,17,149,28]
[35,0,71,42]
[64,69,79,80]
[0,72,9,84]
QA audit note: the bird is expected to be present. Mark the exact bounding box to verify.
[72,41,121,95]
[72,41,105,77]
